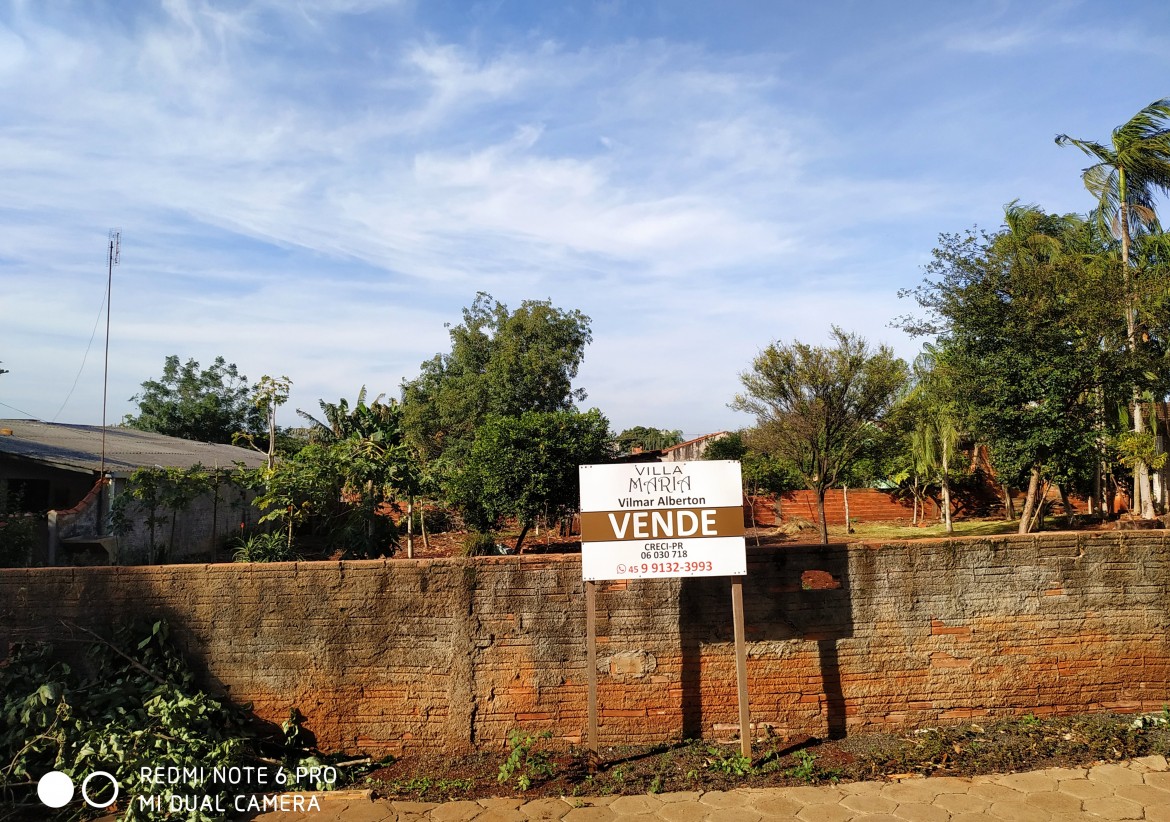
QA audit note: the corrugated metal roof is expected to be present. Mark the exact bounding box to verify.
[0,419,268,475]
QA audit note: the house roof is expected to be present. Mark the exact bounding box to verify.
[660,431,729,454]
[0,419,268,476]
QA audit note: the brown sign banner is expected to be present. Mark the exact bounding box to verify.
[579,506,745,542]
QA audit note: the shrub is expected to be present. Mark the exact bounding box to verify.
[0,506,37,567]
[233,530,297,562]
[461,531,502,557]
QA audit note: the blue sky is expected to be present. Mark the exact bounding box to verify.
[2,0,1169,439]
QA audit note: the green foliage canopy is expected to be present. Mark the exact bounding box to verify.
[401,293,592,461]
[703,430,803,495]
[125,355,262,444]
[899,207,1128,495]
[254,391,414,557]
[731,327,908,543]
[452,409,613,552]
[615,426,684,454]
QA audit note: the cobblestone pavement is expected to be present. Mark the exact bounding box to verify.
[248,756,1170,821]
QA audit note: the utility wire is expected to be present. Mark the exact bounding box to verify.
[52,276,110,422]
[0,399,40,418]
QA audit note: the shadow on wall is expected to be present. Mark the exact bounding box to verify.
[679,544,853,740]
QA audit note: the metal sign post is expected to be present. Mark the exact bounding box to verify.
[579,460,751,756]
[731,576,751,758]
[586,579,598,750]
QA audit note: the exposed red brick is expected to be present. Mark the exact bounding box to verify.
[1,532,1167,756]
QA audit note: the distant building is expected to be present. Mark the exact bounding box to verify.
[659,431,729,462]
[0,420,266,566]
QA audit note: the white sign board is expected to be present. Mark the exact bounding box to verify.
[578,460,747,581]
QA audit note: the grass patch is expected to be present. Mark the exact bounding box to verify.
[830,519,1019,541]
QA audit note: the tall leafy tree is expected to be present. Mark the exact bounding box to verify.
[899,205,1128,532]
[254,394,413,557]
[401,293,592,462]
[730,327,908,544]
[615,426,684,454]
[452,409,613,553]
[250,375,291,469]
[1057,98,1170,518]
[124,355,261,444]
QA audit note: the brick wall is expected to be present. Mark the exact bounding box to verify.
[749,489,937,526]
[1,532,1167,756]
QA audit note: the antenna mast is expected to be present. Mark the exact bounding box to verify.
[100,229,120,476]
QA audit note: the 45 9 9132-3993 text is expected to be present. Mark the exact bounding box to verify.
[624,561,714,575]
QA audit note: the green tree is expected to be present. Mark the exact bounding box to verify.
[109,465,221,563]
[300,388,433,555]
[252,443,347,551]
[905,346,963,533]
[615,426,684,454]
[401,293,592,462]
[899,205,1128,533]
[124,355,262,444]
[730,328,908,544]
[703,430,803,495]
[253,375,291,468]
[256,394,413,557]
[1057,98,1170,518]
[297,386,393,443]
[452,409,613,553]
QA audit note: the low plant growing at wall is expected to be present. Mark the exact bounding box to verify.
[703,744,755,777]
[784,749,818,782]
[497,730,555,791]
[232,530,297,562]
[461,531,502,556]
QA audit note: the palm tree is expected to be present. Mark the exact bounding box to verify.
[907,345,962,534]
[297,386,398,443]
[1057,98,1170,518]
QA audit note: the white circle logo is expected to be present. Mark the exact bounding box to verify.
[37,771,75,808]
[81,771,120,809]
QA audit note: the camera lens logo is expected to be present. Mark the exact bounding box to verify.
[37,770,119,809]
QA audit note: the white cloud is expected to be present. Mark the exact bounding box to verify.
[4,0,1168,436]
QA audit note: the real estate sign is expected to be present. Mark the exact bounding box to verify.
[578,460,746,581]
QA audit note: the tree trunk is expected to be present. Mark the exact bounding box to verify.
[1002,482,1016,521]
[406,496,414,559]
[1018,465,1042,535]
[1058,484,1073,519]
[816,487,829,545]
[842,484,853,534]
[1134,397,1156,518]
[210,470,219,562]
[1092,458,1102,517]
[1120,186,1156,520]
[267,407,276,470]
[420,501,429,550]
[514,521,531,554]
[1092,386,1105,517]
[911,477,919,526]
[941,440,953,534]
